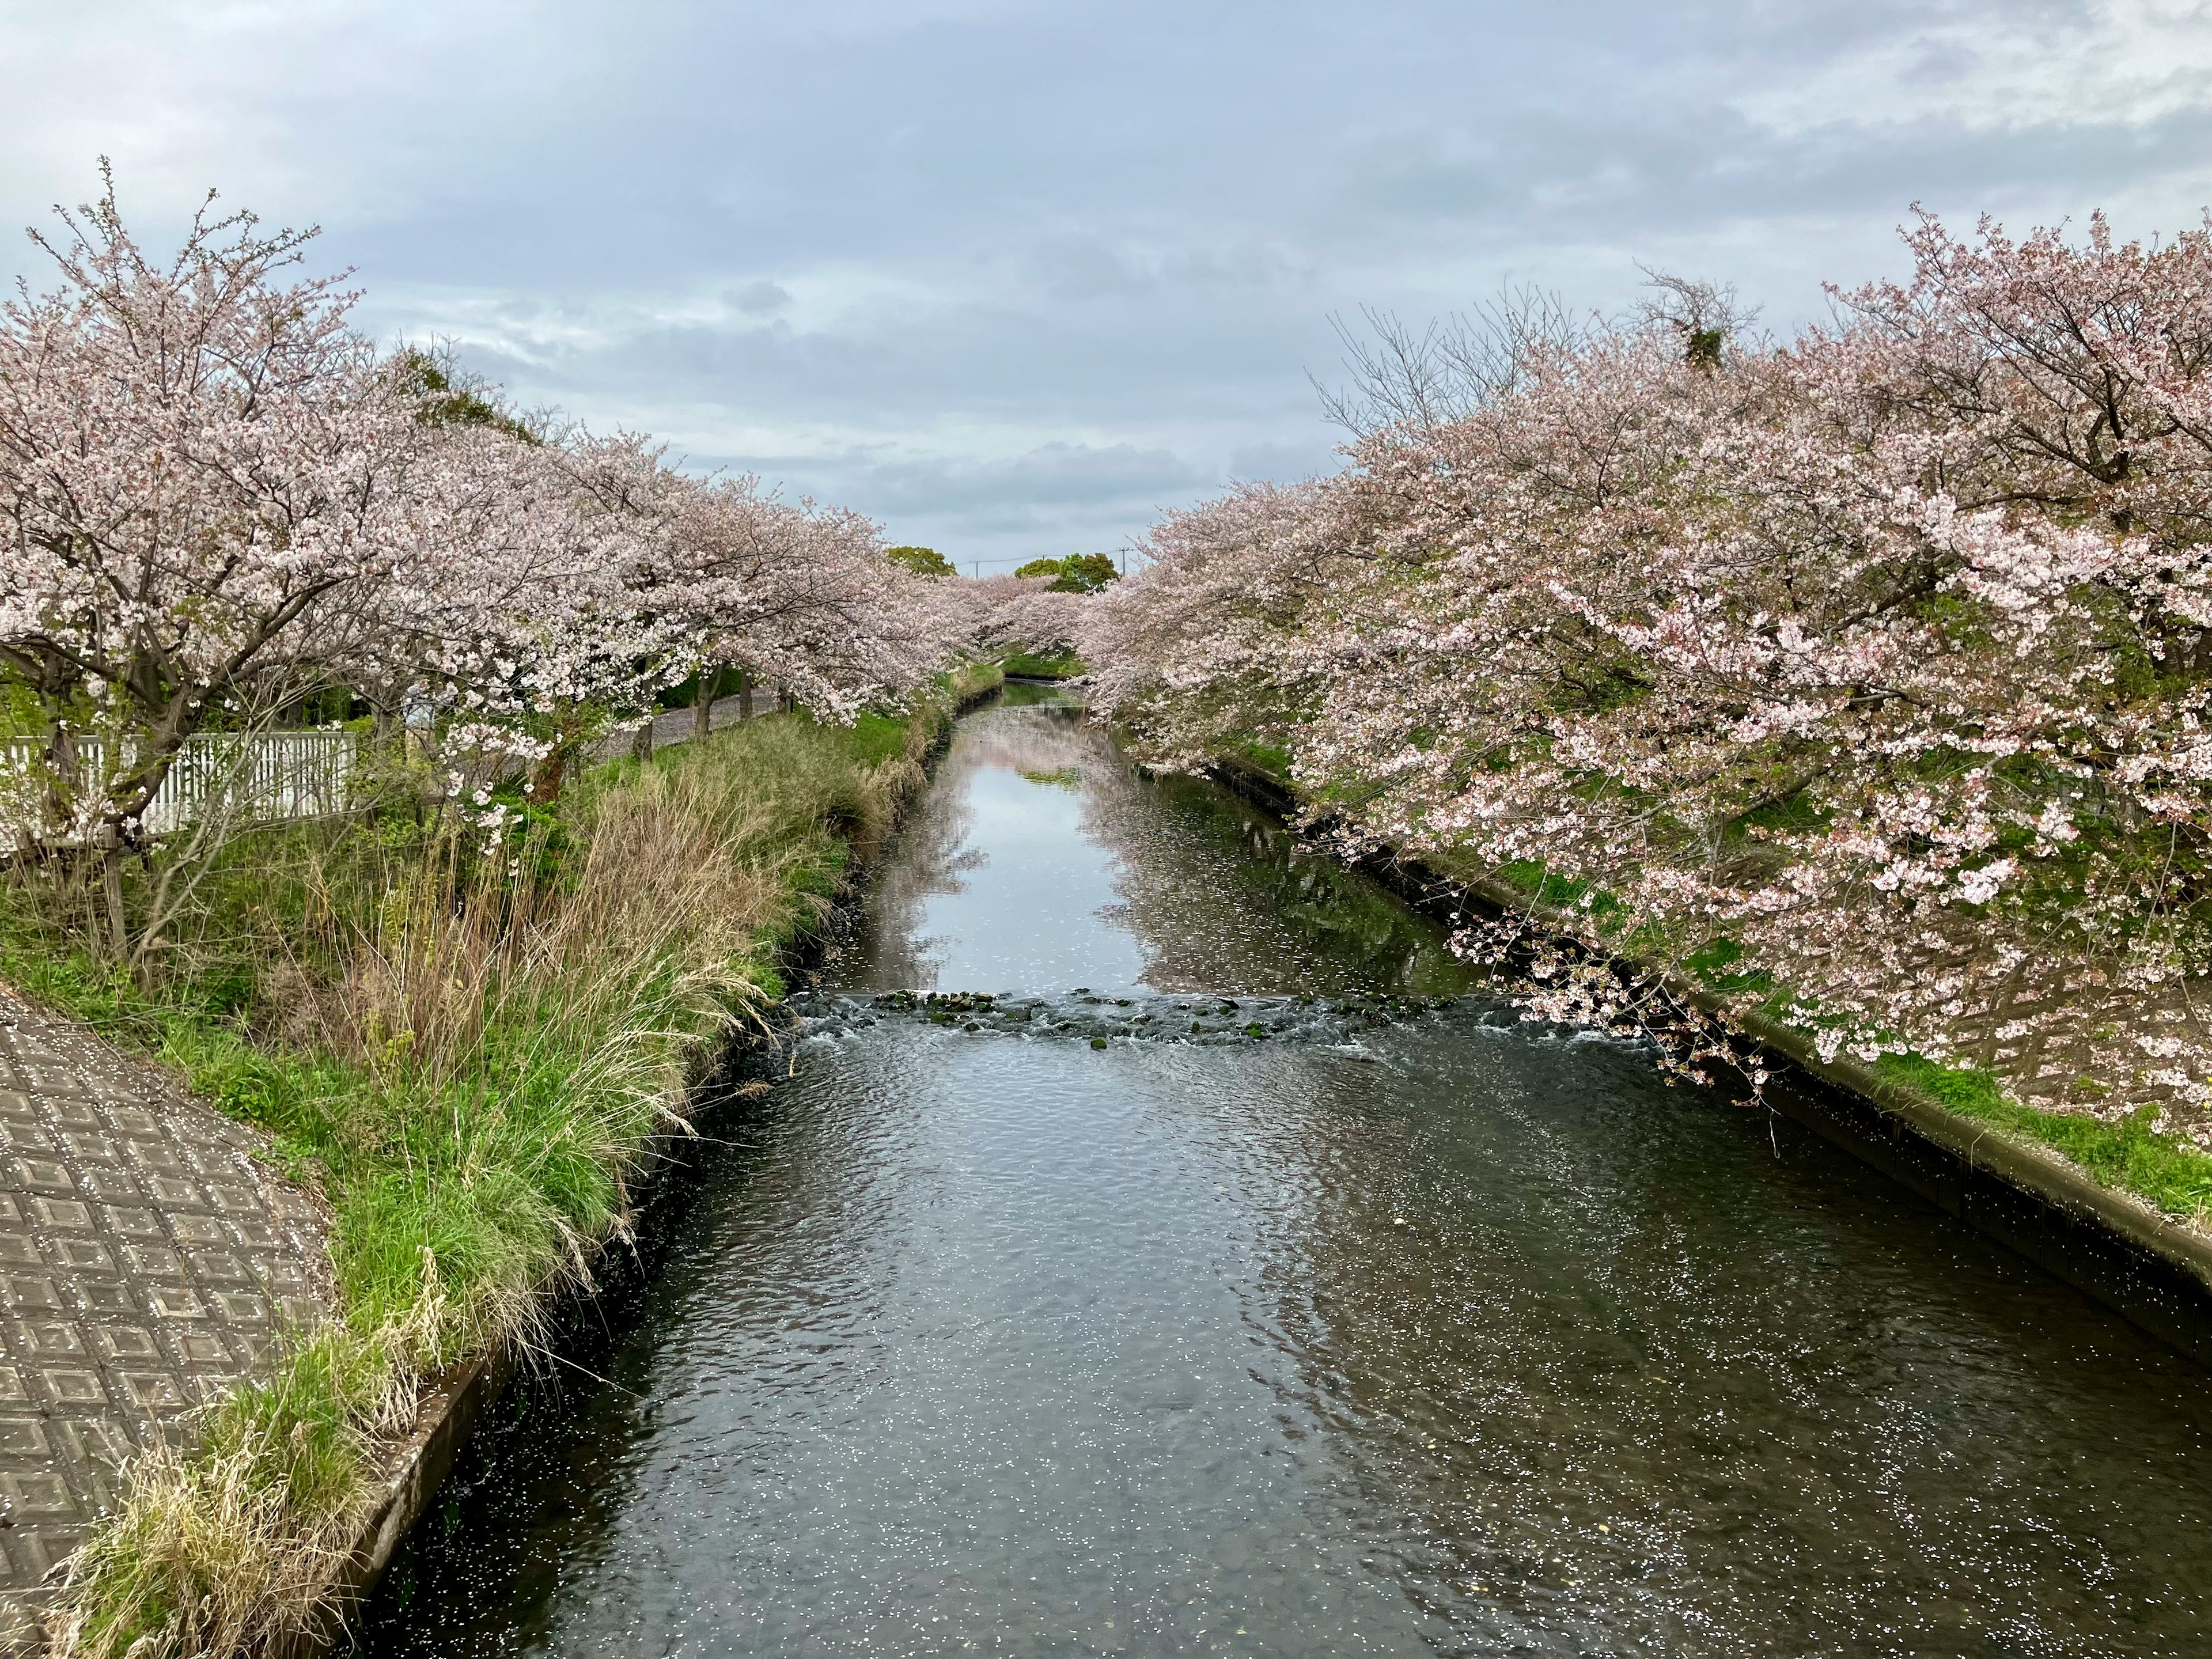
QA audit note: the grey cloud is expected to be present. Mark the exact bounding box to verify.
[732,281,793,314]
[9,0,2212,564]
[1226,438,1338,482]
[1033,237,1149,301]
[844,441,1214,515]
[700,438,1213,521]
[681,440,1219,566]
[1325,96,2212,256]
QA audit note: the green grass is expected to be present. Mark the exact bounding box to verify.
[1001,652,1083,679]
[936,661,1007,704]
[1876,1053,2212,1221]
[1683,937,1775,996]
[1494,857,1624,919]
[1233,740,1291,781]
[775,704,918,771]
[49,1320,404,1658]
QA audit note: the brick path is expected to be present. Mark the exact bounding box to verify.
[0,990,330,1646]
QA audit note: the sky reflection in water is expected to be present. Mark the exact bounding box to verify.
[845,688,1475,998]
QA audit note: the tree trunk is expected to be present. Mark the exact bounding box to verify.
[693,690,711,741]
[44,721,79,842]
[528,747,568,804]
[632,719,654,762]
[738,671,753,721]
[100,843,128,964]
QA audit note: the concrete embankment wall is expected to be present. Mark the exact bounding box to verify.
[1204,758,2212,1371]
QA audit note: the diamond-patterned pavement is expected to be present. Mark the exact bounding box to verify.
[0,987,330,1645]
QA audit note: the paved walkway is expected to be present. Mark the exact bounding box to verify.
[0,991,329,1643]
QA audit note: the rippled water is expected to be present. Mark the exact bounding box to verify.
[357,692,2212,1656]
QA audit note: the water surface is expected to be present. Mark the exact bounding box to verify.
[358,694,2212,1657]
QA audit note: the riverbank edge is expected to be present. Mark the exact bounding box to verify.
[998,650,1084,681]
[74,669,995,1659]
[1203,756,2212,1368]
[270,671,1006,1655]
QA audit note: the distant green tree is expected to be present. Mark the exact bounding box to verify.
[394,347,540,443]
[886,544,956,579]
[1013,552,1119,593]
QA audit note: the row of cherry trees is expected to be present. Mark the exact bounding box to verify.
[1088,211,2212,1134]
[0,176,994,957]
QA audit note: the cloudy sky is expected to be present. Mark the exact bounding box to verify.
[6,1,2212,568]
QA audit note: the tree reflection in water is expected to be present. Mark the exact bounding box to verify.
[835,688,1477,998]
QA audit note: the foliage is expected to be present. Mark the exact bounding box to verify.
[969,575,1088,665]
[1014,552,1119,593]
[0,164,416,866]
[886,544,956,579]
[0,169,971,967]
[21,701,944,1656]
[394,348,538,445]
[1087,206,2212,1148]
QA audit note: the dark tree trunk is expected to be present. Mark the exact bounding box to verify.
[528,747,568,804]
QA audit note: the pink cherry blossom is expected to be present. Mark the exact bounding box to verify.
[1089,210,2212,1134]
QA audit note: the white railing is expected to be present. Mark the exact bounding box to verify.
[2,730,361,838]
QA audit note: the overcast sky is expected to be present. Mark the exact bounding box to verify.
[6,1,2212,568]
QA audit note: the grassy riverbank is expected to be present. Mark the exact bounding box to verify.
[1,669,994,1656]
[999,651,1082,680]
[1456,850,2212,1225]
[1206,755,2212,1230]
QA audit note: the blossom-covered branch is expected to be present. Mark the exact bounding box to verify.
[0,171,976,956]
[1088,211,2212,1136]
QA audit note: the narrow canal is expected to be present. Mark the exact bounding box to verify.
[358,688,2212,1656]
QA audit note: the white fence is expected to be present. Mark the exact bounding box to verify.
[2,730,361,839]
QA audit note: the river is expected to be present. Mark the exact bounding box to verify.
[355,687,2212,1656]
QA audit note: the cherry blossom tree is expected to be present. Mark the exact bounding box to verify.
[653,475,970,731]
[1089,212,2212,1135]
[0,168,428,949]
[374,431,972,799]
[365,425,687,800]
[967,571,1082,666]
[0,172,972,963]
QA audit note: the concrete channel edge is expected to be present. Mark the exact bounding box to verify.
[269,1350,514,1659]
